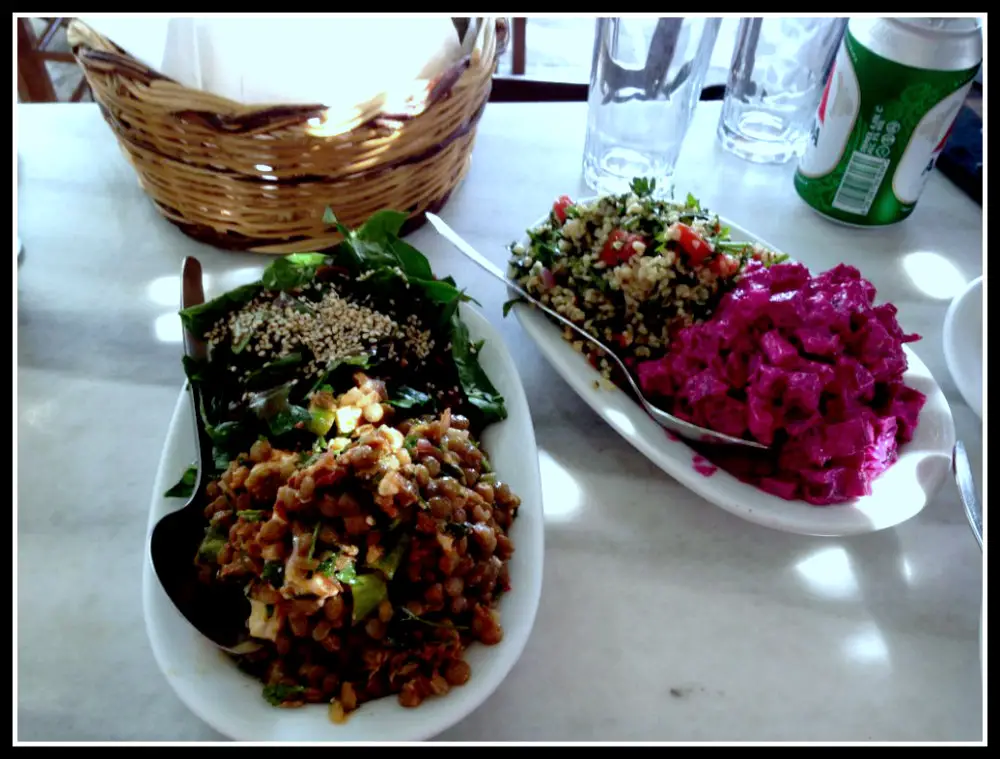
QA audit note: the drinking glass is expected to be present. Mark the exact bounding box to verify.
[583,17,721,194]
[718,17,846,164]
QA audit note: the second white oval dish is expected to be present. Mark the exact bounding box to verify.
[510,202,955,537]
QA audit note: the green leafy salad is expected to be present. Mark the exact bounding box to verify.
[170,208,506,490]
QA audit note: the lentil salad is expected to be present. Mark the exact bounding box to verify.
[506,178,787,382]
[166,209,522,719]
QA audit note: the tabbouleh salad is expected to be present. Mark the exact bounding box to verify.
[506,178,786,380]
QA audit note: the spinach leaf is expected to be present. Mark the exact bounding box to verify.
[449,311,507,423]
[244,353,305,390]
[260,253,328,290]
[269,406,312,437]
[179,283,261,339]
[323,209,475,335]
[309,353,371,394]
[164,463,198,498]
[262,684,305,706]
[247,382,311,437]
[213,448,235,472]
[205,419,243,453]
[323,206,351,233]
[182,356,207,384]
[328,209,476,303]
[386,239,434,281]
[389,386,433,410]
[411,277,473,312]
[352,209,436,279]
[262,560,284,587]
[502,298,521,318]
[329,209,410,274]
[356,208,408,243]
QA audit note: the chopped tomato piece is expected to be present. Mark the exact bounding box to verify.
[552,195,573,223]
[600,229,646,266]
[710,254,740,277]
[674,223,713,266]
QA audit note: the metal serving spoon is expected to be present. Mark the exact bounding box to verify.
[953,440,983,549]
[425,214,767,450]
[149,256,261,655]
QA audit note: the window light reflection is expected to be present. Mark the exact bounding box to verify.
[794,545,859,600]
[843,625,890,665]
[154,312,182,343]
[537,448,582,523]
[146,274,213,307]
[902,251,968,300]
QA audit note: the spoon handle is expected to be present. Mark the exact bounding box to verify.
[425,213,636,383]
[180,257,215,500]
[424,213,768,451]
[953,440,983,549]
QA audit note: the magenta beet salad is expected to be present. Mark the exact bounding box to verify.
[508,178,927,506]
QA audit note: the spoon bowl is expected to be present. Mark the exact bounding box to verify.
[148,256,259,655]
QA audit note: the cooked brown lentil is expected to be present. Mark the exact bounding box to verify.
[195,403,521,718]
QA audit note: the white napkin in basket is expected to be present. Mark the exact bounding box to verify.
[79,16,465,107]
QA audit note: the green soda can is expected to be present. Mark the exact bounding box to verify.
[794,17,982,226]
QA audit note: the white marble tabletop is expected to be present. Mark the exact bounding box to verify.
[16,101,983,743]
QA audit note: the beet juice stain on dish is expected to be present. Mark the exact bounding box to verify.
[691,455,718,478]
[637,261,927,505]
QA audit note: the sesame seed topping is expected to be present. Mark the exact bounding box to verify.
[205,285,412,376]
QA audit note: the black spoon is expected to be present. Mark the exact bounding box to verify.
[149,256,260,654]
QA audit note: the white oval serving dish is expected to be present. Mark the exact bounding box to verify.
[511,201,954,537]
[143,304,544,740]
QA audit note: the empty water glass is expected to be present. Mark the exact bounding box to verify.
[583,17,721,194]
[718,17,846,164]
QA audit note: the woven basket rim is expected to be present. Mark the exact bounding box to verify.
[66,17,505,254]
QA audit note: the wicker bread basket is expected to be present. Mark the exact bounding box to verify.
[67,18,506,254]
